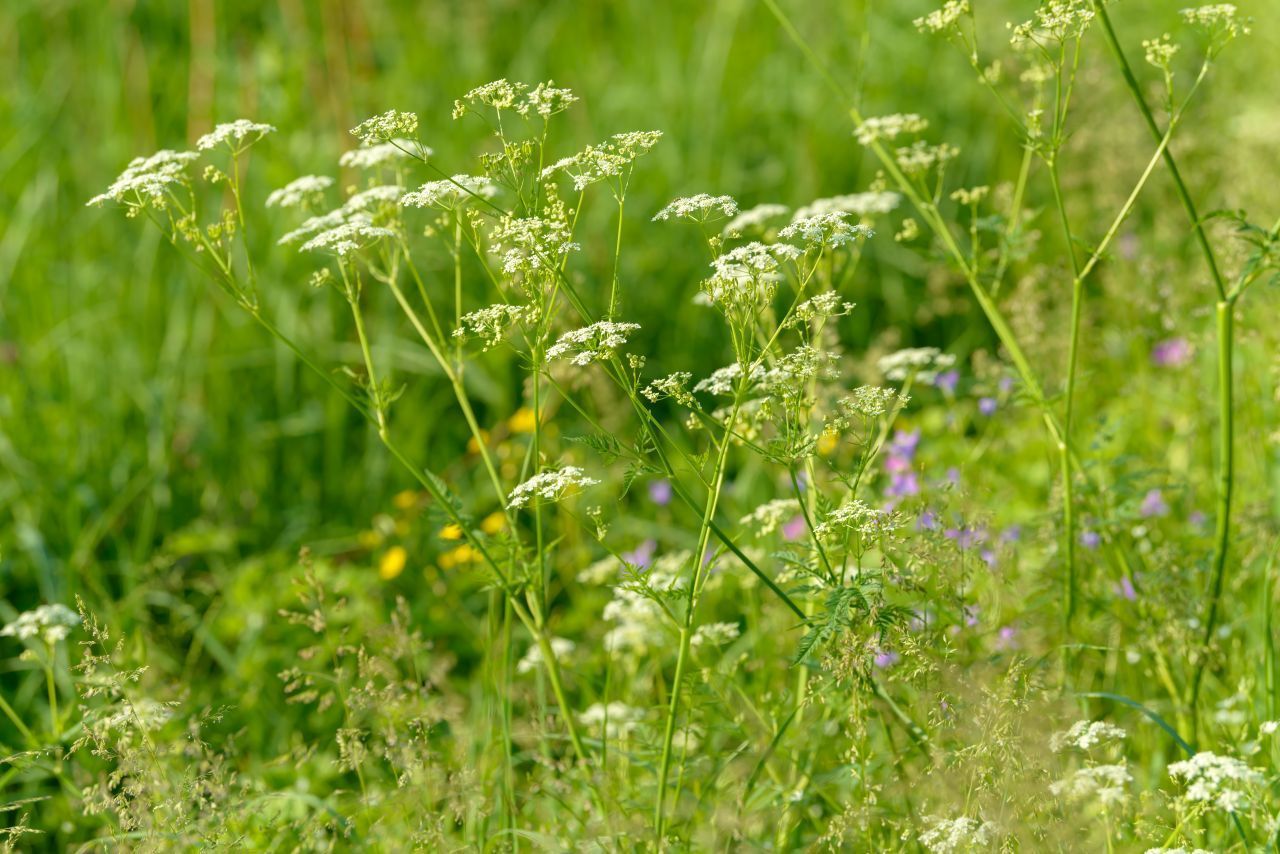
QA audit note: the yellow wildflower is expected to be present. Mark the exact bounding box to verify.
[480,511,506,535]
[467,429,491,454]
[817,431,839,456]
[507,407,537,434]
[439,543,479,570]
[379,546,408,580]
[440,523,464,540]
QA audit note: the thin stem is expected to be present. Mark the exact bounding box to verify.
[1048,159,1082,638]
[1190,300,1234,717]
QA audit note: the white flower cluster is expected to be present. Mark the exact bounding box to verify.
[919,816,992,853]
[401,174,496,210]
[792,192,900,221]
[344,184,404,211]
[1143,34,1180,70]
[840,386,905,418]
[339,141,425,170]
[1050,763,1131,805]
[653,193,739,222]
[1010,1,1095,47]
[87,149,198,207]
[814,500,902,538]
[488,213,580,276]
[454,303,536,350]
[854,114,929,146]
[196,119,275,152]
[350,110,419,145]
[895,141,959,177]
[547,321,641,366]
[508,466,599,508]
[723,203,790,236]
[691,621,741,647]
[541,131,663,191]
[712,242,799,280]
[523,81,579,117]
[1050,719,1127,752]
[642,372,695,407]
[602,551,688,653]
[779,212,873,250]
[914,0,970,34]
[1180,4,1250,38]
[265,175,334,209]
[516,637,575,675]
[578,701,643,738]
[1166,751,1263,813]
[877,347,956,382]
[741,499,801,536]
[790,292,856,325]
[1,604,80,644]
[299,220,395,256]
[695,363,757,396]
[453,79,578,120]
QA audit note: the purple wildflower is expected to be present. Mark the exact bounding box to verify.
[873,648,900,669]
[885,471,920,498]
[978,397,997,416]
[1114,575,1137,601]
[887,429,921,461]
[934,369,959,394]
[648,479,673,506]
[995,626,1018,650]
[782,514,806,541]
[1151,337,1192,368]
[1080,529,1101,549]
[622,538,656,568]
[1140,488,1169,518]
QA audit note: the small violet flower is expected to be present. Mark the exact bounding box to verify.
[1151,337,1192,368]
[1140,488,1169,518]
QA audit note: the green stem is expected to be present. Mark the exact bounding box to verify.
[1190,300,1235,718]
[1048,159,1082,639]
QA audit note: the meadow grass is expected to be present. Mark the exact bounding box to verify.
[3,0,1280,850]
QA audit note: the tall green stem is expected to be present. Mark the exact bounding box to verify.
[1049,159,1082,638]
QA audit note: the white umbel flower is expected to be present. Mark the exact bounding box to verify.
[509,467,599,508]
[196,119,275,151]
[87,150,198,207]
[350,110,418,145]
[1,604,80,644]
[547,322,641,366]
[300,219,395,256]
[339,140,427,170]
[266,175,334,209]
[919,816,992,853]
[1167,752,1263,813]
[877,347,956,382]
[401,175,496,210]
[1050,719,1127,752]
[653,193,739,222]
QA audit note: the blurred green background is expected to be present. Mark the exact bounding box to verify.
[2,0,1277,666]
